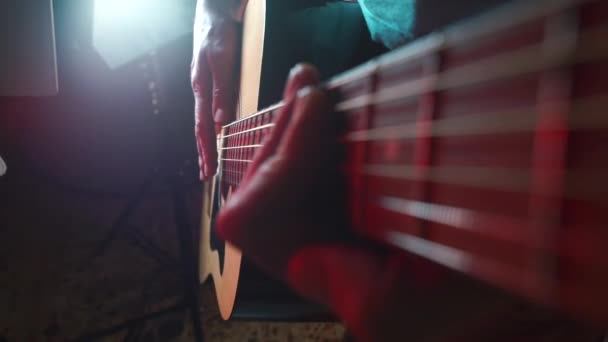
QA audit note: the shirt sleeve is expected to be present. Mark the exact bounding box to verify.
[358,0,416,49]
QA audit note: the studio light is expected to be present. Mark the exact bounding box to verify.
[93,0,195,69]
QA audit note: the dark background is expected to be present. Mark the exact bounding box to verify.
[0,1,345,340]
[0,0,204,340]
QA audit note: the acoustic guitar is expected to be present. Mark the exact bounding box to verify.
[199,0,608,323]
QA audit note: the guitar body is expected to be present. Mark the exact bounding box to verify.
[198,0,329,320]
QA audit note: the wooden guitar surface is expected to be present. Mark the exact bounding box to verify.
[198,0,266,320]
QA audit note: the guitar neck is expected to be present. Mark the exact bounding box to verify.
[218,0,608,323]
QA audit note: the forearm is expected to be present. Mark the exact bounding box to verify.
[197,0,248,22]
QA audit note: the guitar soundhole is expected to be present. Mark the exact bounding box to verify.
[209,180,226,273]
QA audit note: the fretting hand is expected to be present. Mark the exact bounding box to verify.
[216,64,540,342]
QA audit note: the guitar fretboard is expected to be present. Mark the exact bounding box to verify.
[218,0,608,323]
[219,102,282,185]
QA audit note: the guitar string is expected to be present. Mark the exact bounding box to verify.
[335,27,606,113]
[218,163,608,201]
[217,27,608,198]
[217,94,607,150]
[220,1,604,132]
[220,123,275,139]
[217,95,608,197]
[218,26,607,143]
[344,96,608,142]
[221,102,284,129]
[324,0,595,90]
[220,144,263,150]
[219,158,253,163]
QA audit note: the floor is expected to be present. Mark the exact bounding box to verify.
[0,152,343,341]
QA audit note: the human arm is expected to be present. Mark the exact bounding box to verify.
[191,0,248,179]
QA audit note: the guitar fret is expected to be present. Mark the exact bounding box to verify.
[327,35,444,90]
[527,12,579,290]
[240,121,246,181]
[326,0,594,91]
[343,95,608,142]
[334,26,608,115]
[345,108,535,141]
[361,164,531,193]
[222,102,284,128]
[384,229,552,304]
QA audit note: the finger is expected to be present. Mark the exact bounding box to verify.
[217,159,304,276]
[244,64,320,180]
[192,54,218,180]
[283,63,321,101]
[208,21,238,130]
[218,66,328,275]
[217,66,328,277]
[216,85,329,274]
[219,88,330,247]
[275,85,331,163]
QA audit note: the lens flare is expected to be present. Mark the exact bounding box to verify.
[93,0,195,68]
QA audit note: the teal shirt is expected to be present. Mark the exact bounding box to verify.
[359,0,511,48]
[359,0,415,48]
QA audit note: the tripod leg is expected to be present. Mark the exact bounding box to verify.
[172,184,205,342]
[92,178,153,258]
